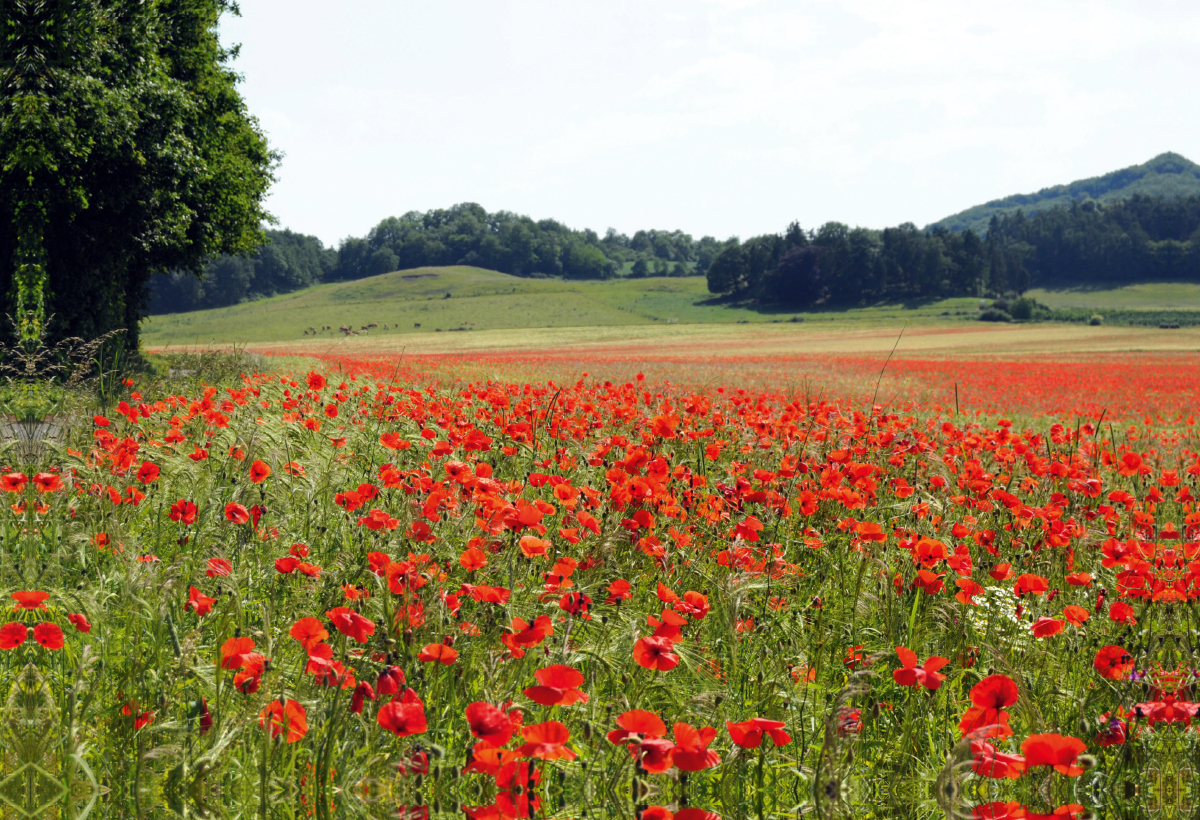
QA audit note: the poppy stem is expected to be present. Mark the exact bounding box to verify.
[756,743,766,820]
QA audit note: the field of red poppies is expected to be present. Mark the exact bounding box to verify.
[7,347,1199,819]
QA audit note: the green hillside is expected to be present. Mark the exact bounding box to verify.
[933,152,1200,234]
[141,265,994,345]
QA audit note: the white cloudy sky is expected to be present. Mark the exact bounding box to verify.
[221,0,1200,247]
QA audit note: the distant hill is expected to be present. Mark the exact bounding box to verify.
[932,152,1200,235]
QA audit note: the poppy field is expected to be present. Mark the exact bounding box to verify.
[5,347,1200,819]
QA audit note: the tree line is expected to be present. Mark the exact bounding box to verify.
[150,193,1200,316]
[707,194,1200,307]
[150,203,730,313]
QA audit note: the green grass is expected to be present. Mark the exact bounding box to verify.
[142,266,984,345]
[1027,281,1200,310]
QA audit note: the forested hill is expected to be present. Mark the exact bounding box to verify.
[932,152,1200,234]
[149,204,718,314]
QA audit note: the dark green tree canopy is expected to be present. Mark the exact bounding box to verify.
[0,0,275,350]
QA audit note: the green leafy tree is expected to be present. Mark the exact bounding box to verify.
[706,244,745,295]
[0,0,276,350]
[562,242,614,280]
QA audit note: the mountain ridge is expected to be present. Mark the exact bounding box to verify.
[932,152,1200,235]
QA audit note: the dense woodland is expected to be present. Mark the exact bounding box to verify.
[150,194,1200,314]
[709,194,1200,307]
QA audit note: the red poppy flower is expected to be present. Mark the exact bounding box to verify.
[206,557,232,577]
[220,636,255,669]
[249,460,272,483]
[605,579,632,604]
[327,606,375,643]
[1093,645,1134,680]
[0,473,27,493]
[359,509,399,531]
[197,698,212,734]
[633,636,679,671]
[1031,617,1065,638]
[306,371,326,390]
[186,586,216,617]
[671,722,721,771]
[969,740,1026,779]
[32,622,64,650]
[12,590,49,611]
[523,665,589,706]
[417,643,458,665]
[33,473,62,493]
[224,503,250,525]
[1013,574,1049,596]
[1108,601,1137,625]
[67,613,91,632]
[376,666,406,695]
[378,693,428,737]
[959,674,1020,737]
[727,717,791,748]
[971,674,1020,709]
[289,617,329,650]
[501,615,553,658]
[461,584,511,605]
[260,699,308,743]
[466,701,517,746]
[607,710,667,744]
[351,681,376,714]
[0,622,27,649]
[459,547,488,571]
[519,535,549,558]
[674,811,720,820]
[169,499,197,525]
[380,431,410,450]
[1062,605,1089,626]
[893,646,950,690]
[518,720,576,761]
[1020,733,1087,776]
[136,461,160,484]
[955,578,985,605]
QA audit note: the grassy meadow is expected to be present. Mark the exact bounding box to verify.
[1026,281,1200,310]
[141,266,990,346]
[143,266,1200,351]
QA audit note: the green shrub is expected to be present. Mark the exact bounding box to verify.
[1009,297,1035,320]
[1089,314,1104,326]
[979,308,1012,322]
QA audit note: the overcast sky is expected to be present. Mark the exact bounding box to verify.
[221,0,1200,247]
